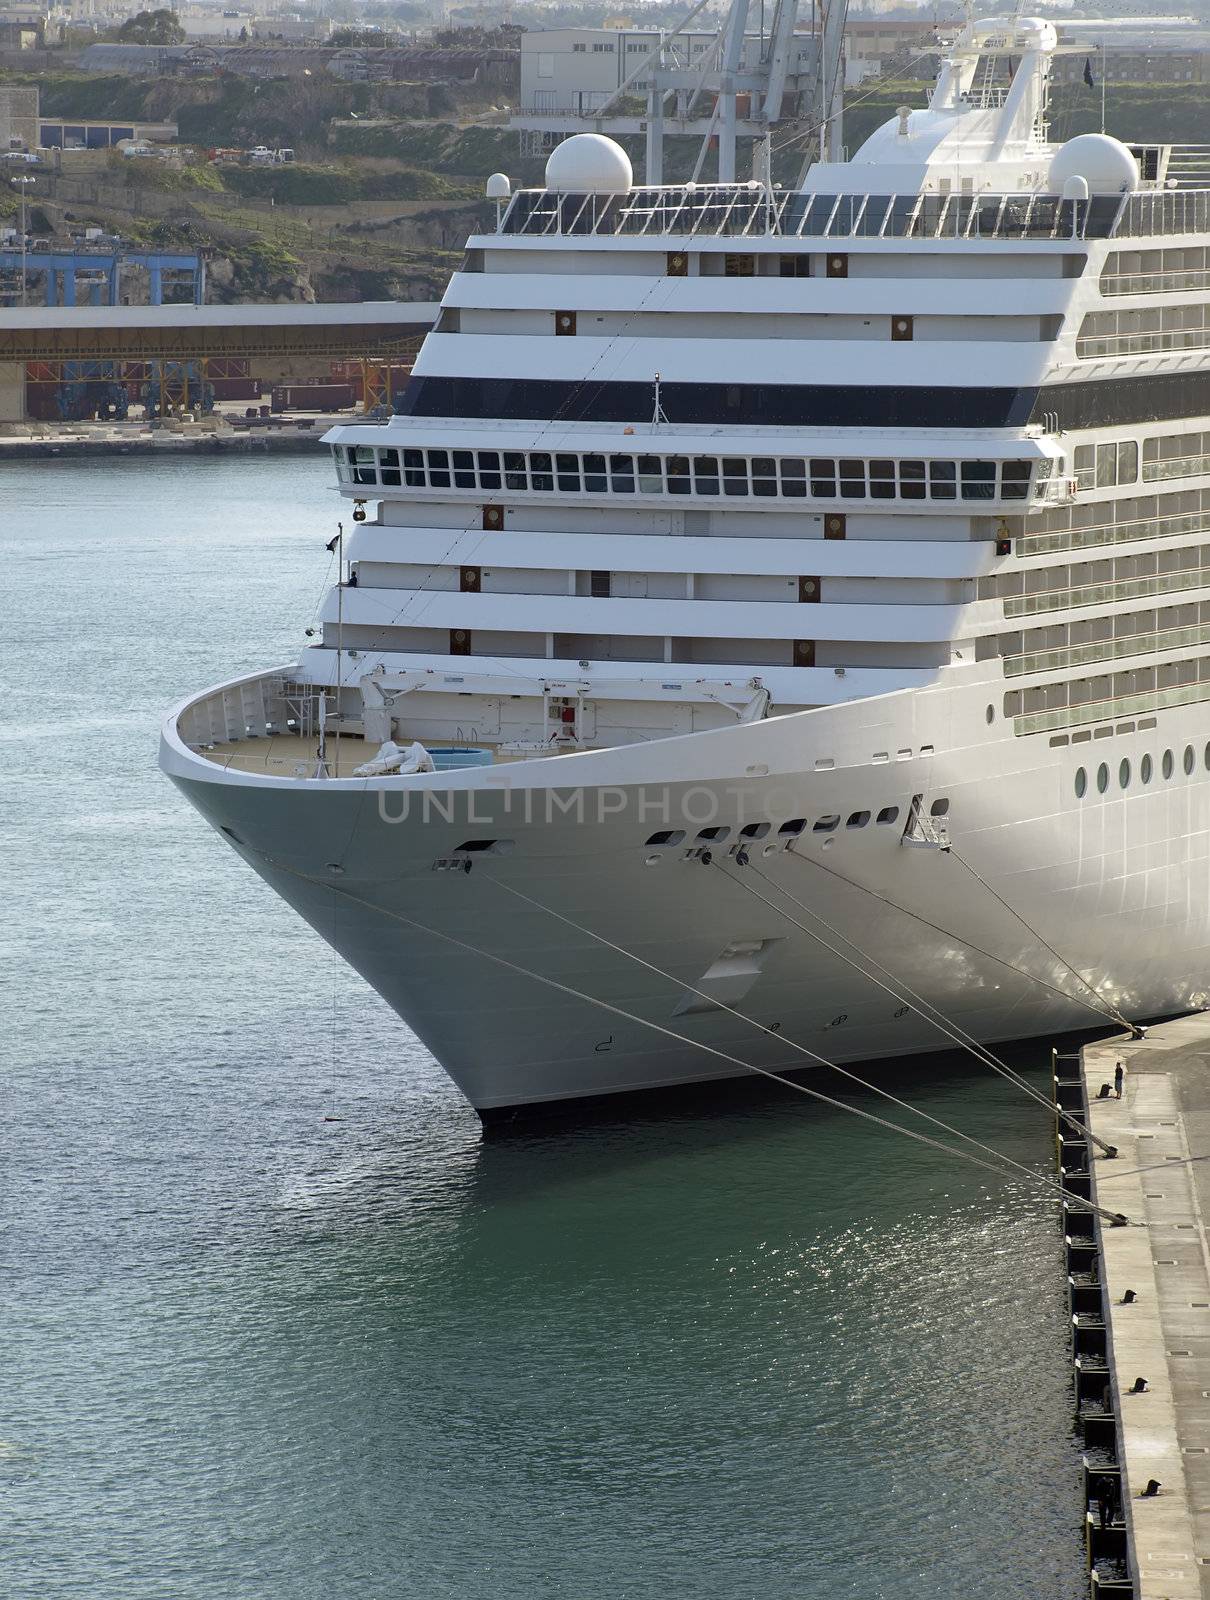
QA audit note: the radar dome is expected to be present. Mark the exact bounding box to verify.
[545,134,633,195]
[1048,134,1139,197]
[485,172,511,200]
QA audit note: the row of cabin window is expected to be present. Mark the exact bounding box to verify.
[994,598,1210,658]
[1100,246,1210,294]
[1022,495,1210,557]
[336,445,1035,502]
[644,800,948,846]
[980,541,1210,601]
[1004,653,1210,717]
[1075,742,1210,797]
[1077,301,1210,358]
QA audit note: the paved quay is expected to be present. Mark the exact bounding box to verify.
[0,418,338,458]
[1083,1014,1210,1599]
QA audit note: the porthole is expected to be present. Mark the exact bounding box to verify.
[1074,767,1087,799]
[1205,742,1210,772]
[739,822,770,840]
[1163,749,1174,779]
[645,829,685,847]
[876,805,900,825]
[846,810,870,828]
[1141,755,1152,784]
[1096,763,1109,794]
[1119,758,1130,790]
[1185,744,1195,775]
[929,798,950,817]
[813,815,840,833]
[696,826,730,843]
[779,818,807,836]
[985,704,995,725]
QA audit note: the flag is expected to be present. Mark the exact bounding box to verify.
[1083,56,1095,88]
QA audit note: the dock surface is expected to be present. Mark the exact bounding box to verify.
[1084,1015,1210,1598]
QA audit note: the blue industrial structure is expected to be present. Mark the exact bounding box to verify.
[0,248,204,307]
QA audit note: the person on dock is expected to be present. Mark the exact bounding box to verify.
[1114,1062,1124,1099]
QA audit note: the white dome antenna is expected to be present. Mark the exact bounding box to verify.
[545,135,633,196]
[1049,134,1139,198]
[486,171,511,229]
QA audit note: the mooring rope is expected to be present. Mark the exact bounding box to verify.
[262,857,1129,1224]
[486,875,1059,1192]
[783,845,1130,1031]
[727,853,1120,1159]
[944,844,1137,1036]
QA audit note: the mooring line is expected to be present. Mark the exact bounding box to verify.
[784,845,1129,1029]
[267,854,1135,1214]
[725,854,1120,1160]
[486,874,1060,1193]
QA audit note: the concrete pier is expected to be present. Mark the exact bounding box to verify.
[1082,1014,1210,1599]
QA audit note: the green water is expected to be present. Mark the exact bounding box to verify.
[2,457,1084,1598]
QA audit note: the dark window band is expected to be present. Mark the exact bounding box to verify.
[397,369,1210,433]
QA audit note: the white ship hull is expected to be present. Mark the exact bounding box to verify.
[162,671,1210,1112]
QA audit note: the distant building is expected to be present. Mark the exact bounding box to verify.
[0,6,45,48]
[517,22,945,120]
[40,115,178,147]
[520,27,759,120]
[0,84,38,149]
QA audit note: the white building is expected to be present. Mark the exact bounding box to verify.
[520,26,762,119]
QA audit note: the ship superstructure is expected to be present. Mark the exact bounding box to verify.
[161,17,1210,1113]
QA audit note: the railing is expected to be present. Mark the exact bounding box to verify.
[1015,677,1210,737]
[1143,452,1210,483]
[1076,328,1210,359]
[1099,268,1210,296]
[1114,189,1210,239]
[1018,508,1208,557]
[1004,620,1210,678]
[499,185,1125,242]
[1003,564,1210,618]
[1163,145,1210,192]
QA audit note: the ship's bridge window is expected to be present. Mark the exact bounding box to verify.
[723,459,749,496]
[961,461,996,500]
[383,444,1037,506]
[610,454,636,493]
[752,458,778,497]
[900,460,927,500]
[667,456,691,494]
[1000,461,1033,500]
[349,445,378,486]
[637,455,663,493]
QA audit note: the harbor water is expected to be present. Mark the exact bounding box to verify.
[3,457,1086,1598]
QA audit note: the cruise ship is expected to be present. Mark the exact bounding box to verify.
[160,15,1210,1115]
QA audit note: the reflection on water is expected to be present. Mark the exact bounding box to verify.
[2,460,1085,1599]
